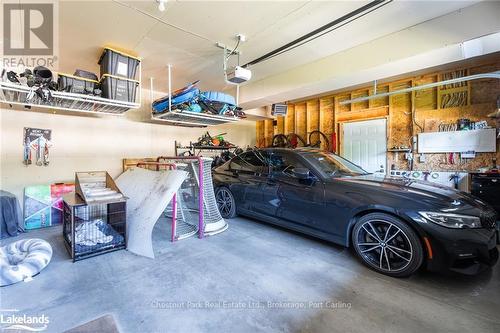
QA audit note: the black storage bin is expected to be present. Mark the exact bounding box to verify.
[98,47,140,79]
[58,73,98,94]
[100,74,139,102]
[74,69,98,81]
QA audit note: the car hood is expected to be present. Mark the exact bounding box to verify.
[335,174,484,210]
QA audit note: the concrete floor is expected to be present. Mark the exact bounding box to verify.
[1,216,499,333]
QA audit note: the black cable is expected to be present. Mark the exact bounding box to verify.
[226,39,240,62]
[243,0,391,67]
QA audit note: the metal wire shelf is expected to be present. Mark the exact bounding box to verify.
[0,80,140,115]
[151,109,240,127]
[149,67,243,127]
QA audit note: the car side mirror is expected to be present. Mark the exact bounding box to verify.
[293,168,311,180]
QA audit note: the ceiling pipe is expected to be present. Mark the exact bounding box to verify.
[340,71,500,105]
[168,64,172,113]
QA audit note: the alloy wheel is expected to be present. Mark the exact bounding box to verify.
[355,219,413,273]
[216,188,234,218]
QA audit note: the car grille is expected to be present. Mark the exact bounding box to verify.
[481,211,497,229]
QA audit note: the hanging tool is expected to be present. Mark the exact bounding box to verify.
[449,173,459,189]
[43,141,50,166]
[23,136,32,165]
[35,137,43,166]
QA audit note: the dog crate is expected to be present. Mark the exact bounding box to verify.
[98,47,140,80]
[62,193,126,262]
[100,74,139,103]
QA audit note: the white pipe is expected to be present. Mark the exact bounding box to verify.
[340,71,500,105]
[168,64,172,113]
[236,85,240,106]
[138,61,142,105]
[149,77,154,104]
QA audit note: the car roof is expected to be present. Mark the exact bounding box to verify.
[260,147,324,154]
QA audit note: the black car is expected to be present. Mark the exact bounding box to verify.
[213,148,498,277]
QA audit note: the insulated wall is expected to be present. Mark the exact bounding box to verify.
[256,57,500,172]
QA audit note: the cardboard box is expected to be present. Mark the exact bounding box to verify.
[75,171,126,204]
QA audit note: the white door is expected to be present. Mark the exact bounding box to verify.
[342,119,387,174]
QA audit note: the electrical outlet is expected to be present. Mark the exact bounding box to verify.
[419,154,426,163]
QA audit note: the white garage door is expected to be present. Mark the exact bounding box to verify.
[342,119,387,174]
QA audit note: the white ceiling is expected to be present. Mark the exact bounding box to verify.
[57,0,480,96]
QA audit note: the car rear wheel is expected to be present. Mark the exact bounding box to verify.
[352,213,423,277]
[215,187,237,219]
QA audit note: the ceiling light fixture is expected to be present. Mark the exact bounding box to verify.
[157,0,166,12]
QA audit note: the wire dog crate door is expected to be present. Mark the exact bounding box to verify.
[63,195,126,261]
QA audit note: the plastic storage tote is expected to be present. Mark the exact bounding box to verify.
[58,73,98,94]
[98,47,140,80]
[100,74,139,103]
[73,69,98,81]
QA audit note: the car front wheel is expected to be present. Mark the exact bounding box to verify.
[215,187,237,219]
[352,213,424,277]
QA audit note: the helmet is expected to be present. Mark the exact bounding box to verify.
[33,66,53,84]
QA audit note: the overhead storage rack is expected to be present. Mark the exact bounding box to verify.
[149,67,243,127]
[0,80,141,115]
[151,109,239,127]
[1,53,142,115]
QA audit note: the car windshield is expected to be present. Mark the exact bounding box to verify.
[302,151,369,177]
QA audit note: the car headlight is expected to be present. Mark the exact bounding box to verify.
[419,212,481,229]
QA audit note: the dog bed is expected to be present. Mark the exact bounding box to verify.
[0,238,52,287]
